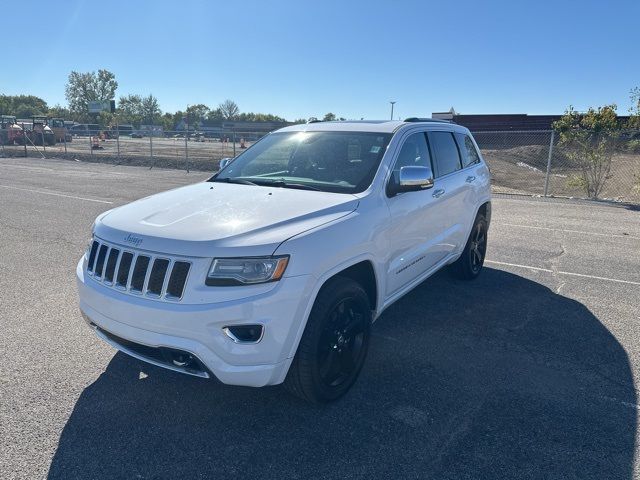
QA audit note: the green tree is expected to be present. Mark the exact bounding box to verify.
[47,104,71,119]
[65,69,118,114]
[553,104,620,199]
[118,94,143,125]
[117,94,162,126]
[0,94,9,114]
[323,112,336,121]
[140,95,161,125]
[629,87,640,129]
[0,94,48,118]
[206,108,224,121]
[160,112,176,131]
[218,99,239,120]
[186,104,211,128]
[236,112,286,122]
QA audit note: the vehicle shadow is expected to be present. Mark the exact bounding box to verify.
[48,268,636,479]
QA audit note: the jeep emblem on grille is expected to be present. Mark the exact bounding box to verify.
[124,234,143,247]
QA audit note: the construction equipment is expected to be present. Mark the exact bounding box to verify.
[28,116,56,146]
[0,115,24,145]
[49,118,72,143]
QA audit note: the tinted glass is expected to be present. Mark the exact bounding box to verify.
[456,133,481,167]
[214,131,392,194]
[429,131,461,177]
[390,132,431,185]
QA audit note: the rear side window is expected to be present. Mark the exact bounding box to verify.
[428,131,461,177]
[455,133,481,167]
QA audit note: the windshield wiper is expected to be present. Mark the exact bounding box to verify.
[255,179,322,191]
[212,177,258,186]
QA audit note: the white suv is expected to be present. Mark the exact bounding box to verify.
[77,119,491,403]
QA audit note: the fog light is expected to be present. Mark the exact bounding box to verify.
[223,325,264,343]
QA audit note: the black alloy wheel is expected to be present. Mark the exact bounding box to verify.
[284,277,371,403]
[450,214,488,280]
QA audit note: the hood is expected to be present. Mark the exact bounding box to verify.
[94,182,359,257]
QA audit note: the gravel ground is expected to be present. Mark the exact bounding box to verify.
[1,157,639,479]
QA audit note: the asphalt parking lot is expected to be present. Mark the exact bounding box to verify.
[1,157,639,479]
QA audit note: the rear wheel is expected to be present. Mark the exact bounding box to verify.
[450,214,488,280]
[284,277,371,403]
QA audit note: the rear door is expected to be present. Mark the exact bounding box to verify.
[454,132,488,226]
[384,131,447,297]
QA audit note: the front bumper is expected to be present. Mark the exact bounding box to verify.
[77,259,314,387]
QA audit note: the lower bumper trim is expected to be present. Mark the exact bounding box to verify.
[92,323,212,379]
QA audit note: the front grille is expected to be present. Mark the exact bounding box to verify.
[86,238,191,301]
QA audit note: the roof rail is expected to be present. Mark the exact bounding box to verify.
[403,117,453,124]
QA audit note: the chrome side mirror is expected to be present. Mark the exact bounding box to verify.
[398,165,434,190]
[219,157,232,170]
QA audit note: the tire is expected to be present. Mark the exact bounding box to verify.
[284,276,371,404]
[450,214,488,280]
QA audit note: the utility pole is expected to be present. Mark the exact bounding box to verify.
[389,101,396,120]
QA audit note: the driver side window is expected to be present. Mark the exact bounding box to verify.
[390,132,431,186]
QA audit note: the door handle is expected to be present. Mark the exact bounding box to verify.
[466,175,476,183]
[432,189,445,198]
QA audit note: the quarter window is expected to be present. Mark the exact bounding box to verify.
[456,133,481,167]
[428,131,462,177]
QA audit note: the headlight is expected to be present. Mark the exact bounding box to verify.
[206,256,289,286]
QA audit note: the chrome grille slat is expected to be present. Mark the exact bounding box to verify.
[125,252,137,290]
[141,256,155,295]
[159,259,174,297]
[86,238,190,302]
[111,250,123,286]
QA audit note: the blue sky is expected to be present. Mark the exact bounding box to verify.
[1,0,638,120]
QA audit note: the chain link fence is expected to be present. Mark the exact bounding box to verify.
[0,127,269,172]
[2,125,639,204]
[473,130,640,204]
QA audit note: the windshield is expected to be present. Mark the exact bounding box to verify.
[212,131,392,194]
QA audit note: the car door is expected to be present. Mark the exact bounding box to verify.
[455,132,489,229]
[427,130,472,254]
[384,131,447,297]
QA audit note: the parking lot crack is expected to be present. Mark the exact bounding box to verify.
[428,394,487,470]
[549,236,567,294]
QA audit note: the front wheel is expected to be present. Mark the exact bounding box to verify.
[450,214,488,280]
[284,277,371,403]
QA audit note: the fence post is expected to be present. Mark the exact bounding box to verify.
[185,135,189,173]
[233,130,236,157]
[41,131,46,156]
[89,134,93,157]
[184,133,188,169]
[543,130,555,197]
[116,126,120,161]
[63,129,67,154]
[149,132,154,169]
[23,124,27,157]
